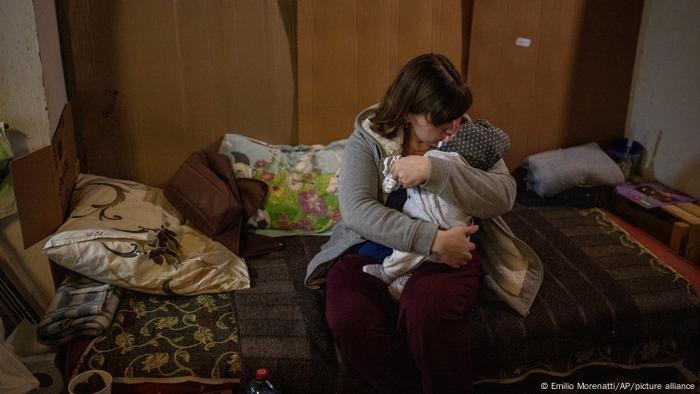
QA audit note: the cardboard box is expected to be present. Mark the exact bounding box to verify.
[10,104,78,248]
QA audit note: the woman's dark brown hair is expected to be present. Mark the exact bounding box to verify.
[371,53,472,138]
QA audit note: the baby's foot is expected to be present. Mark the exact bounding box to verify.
[388,275,411,300]
[362,264,393,283]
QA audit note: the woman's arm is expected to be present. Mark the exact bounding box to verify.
[423,157,516,218]
[339,133,439,256]
[391,155,516,219]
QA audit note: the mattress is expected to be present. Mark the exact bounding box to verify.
[64,204,700,393]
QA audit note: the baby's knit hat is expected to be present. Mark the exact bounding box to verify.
[438,120,510,170]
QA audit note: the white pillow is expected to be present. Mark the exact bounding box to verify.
[43,174,250,295]
[524,143,625,197]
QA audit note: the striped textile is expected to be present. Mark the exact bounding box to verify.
[233,206,699,392]
[38,275,122,346]
[470,206,699,382]
[231,236,340,392]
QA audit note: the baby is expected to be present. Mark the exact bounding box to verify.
[363,119,510,296]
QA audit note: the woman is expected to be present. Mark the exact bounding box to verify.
[304,53,542,393]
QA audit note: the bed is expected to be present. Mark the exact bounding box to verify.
[12,106,700,393]
[54,203,699,394]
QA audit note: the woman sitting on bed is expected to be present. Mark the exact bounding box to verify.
[304,53,543,394]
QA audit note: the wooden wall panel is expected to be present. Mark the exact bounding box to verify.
[298,0,466,145]
[58,0,641,185]
[467,0,643,170]
[59,0,296,187]
[468,0,541,171]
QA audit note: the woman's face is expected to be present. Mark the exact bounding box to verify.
[406,113,461,148]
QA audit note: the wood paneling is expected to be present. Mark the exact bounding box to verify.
[467,0,643,170]
[58,0,297,187]
[58,0,640,182]
[298,0,466,145]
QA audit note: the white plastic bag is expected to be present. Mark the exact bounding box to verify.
[0,318,40,394]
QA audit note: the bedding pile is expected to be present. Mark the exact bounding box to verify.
[61,204,700,392]
[65,237,341,392]
[43,174,250,295]
[37,275,122,346]
[164,150,283,258]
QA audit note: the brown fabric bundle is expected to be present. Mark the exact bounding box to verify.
[164,151,283,258]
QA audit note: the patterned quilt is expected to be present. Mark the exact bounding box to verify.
[74,292,242,385]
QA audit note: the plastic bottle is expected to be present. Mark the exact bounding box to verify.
[618,138,634,180]
[246,368,281,394]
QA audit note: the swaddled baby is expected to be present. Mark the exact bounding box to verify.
[364,119,511,296]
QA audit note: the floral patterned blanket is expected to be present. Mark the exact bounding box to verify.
[73,291,241,385]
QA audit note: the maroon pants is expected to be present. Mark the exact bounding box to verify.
[325,252,481,394]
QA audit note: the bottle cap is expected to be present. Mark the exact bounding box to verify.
[255,368,270,381]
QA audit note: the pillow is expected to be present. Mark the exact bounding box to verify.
[523,142,625,197]
[219,134,346,233]
[43,174,250,295]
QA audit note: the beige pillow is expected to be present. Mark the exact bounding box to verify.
[43,174,249,295]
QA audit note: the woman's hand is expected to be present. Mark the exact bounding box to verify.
[391,155,431,188]
[431,225,479,268]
